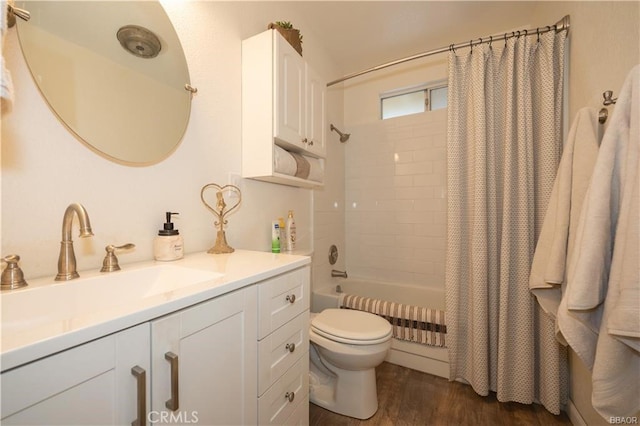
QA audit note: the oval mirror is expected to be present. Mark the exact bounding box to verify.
[16,1,192,165]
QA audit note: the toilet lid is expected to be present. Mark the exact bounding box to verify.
[311,309,392,344]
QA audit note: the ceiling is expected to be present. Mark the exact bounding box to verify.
[254,1,541,78]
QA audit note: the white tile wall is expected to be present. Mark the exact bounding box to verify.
[345,109,447,290]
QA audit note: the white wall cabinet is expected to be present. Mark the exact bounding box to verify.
[151,285,257,426]
[0,323,150,425]
[242,29,326,188]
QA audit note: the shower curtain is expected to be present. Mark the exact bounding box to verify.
[445,30,568,414]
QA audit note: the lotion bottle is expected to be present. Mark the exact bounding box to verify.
[285,210,296,252]
[154,212,184,261]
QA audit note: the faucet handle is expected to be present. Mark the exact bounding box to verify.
[1,254,28,290]
[100,244,135,273]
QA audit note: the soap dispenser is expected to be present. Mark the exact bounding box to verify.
[154,212,184,261]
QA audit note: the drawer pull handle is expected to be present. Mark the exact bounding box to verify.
[131,366,146,426]
[285,391,295,403]
[285,343,296,353]
[286,294,296,304]
[165,352,179,411]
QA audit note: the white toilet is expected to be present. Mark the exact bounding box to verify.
[308,308,393,419]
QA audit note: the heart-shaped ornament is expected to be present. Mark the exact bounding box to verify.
[200,183,241,225]
[200,183,242,254]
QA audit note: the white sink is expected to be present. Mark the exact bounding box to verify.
[1,264,223,336]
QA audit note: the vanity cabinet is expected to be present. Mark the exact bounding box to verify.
[257,266,310,425]
[0,258,311,426]
[150,285,257,426]
[242,29,326,188]
[0,323,150,425]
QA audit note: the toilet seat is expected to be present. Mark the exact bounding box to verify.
[311,309,392,345]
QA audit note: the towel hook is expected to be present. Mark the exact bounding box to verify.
[603,90,617,106]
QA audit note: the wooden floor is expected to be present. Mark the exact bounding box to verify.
[309,362,572,426]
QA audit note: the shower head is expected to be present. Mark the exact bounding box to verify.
[330,124,350,143]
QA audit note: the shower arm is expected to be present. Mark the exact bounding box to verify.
[330,124,350,142]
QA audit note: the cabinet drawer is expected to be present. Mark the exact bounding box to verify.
[258,310,309,396]
[258,356,309,425]
[258,267,310,339]
[283,395,309,426]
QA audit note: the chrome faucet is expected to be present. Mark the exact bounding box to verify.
[331,269,348,278]
[55,203,94,281]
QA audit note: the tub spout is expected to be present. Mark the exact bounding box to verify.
[55,203,94,281]
[331,269,347,279]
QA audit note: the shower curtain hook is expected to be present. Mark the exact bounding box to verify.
[469,40,473,53]
[504,33,508,47]
[537,28,540,43]
[489,35,493,49]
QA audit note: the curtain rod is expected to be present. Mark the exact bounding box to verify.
[327,15,570,87]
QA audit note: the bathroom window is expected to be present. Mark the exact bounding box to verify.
[380,82,448,120]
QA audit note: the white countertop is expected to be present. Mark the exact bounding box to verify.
[0,250,310,372]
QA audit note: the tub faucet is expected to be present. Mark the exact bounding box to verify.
[331,269,348,279]
[55,203,94,281]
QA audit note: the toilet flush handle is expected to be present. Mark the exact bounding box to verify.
[285,343,296,353]
[285,392,295,403]
[286,294,296,304]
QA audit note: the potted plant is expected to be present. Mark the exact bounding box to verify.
[268,21,303,56]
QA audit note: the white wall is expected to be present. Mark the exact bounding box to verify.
[342,57,447,289]
[1,2,343,280]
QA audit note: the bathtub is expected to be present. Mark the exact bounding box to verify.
[312,278,449,379]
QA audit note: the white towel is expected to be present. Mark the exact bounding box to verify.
[273,145,298,176]
[561,65,639,419]
[1,0,14,114]
[273,145,324,183]
[529,107,600,330]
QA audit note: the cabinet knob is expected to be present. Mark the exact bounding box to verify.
[308,140,314,146]
[285,294,296,304]
[285,391,295,403]
[302,138,308,144]
[285,343,296,353]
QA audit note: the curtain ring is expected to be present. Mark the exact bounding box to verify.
[489,35,493,49]
[537,28,540,43]
[449,43,456,53]
[469,40,473,53]
[505,33,508,47]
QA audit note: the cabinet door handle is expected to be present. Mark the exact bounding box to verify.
[131,366,146,426]
[164,352,180,411]
[285,294,296,304]
[302,138,308,144]
[285,343,296,353]
[285,391,295,403]
[308,140,314,146]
